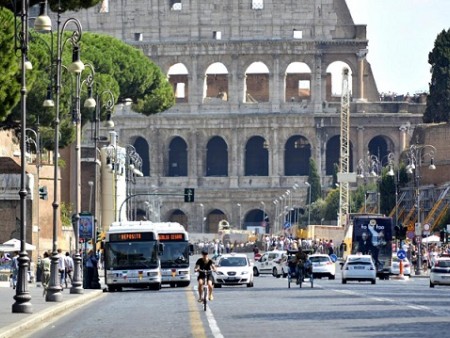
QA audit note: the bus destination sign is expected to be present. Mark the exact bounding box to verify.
[159,233,185,241]
[109,232,155,242]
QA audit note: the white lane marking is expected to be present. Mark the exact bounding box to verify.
[205,307,224,338]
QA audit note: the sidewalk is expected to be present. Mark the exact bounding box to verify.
[0,281,104,338]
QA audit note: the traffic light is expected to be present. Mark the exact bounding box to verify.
[396,224,406,240]
[184,188,195,202]
[39,186,48,200]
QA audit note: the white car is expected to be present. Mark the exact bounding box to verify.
[213,253,254,287]
[253,250,287,278]
[309,254,336,279]
[390,256,412,277]
[341,254,376,284]
[430,257,450,288]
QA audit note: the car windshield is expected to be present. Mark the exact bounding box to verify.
[219,257,247,267]
[309,256,330,263]
[437,260,450,267]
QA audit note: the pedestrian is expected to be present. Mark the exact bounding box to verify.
[64,252,74,288]
[85,250,98,289]
[40,251,51,296]
[11,251,19,289]
[57,248,65,289]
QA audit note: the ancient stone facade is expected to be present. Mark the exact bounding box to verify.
[66,0,426,234]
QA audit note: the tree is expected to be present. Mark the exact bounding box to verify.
[323,188,339,221]
[0,0,102,13]
[424,29,450,123]
[2,27,174,150]
[307,157,322,203]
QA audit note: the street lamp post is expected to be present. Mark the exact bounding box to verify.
[199,203,204,233]
[406,144,437,276]
[273,200,279,234]
[12,0,33,313]
[260,201,265,231]
[236,203,241,230]
[305,182,311,227]
[35,1,85,302]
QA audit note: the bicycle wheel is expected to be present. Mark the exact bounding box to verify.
[298,271,303,288]
[203,283,207,311]
[288,275,291,288]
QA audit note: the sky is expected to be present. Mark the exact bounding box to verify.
[346,0,450,95]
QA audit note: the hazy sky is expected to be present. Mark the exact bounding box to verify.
[346,0,450,95]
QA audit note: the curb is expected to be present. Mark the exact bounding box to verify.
[0,290,104,338]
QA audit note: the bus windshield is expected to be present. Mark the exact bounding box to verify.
[159,242,190,268]
[105,241,159,270]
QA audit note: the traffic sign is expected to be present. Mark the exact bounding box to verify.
[397,249,406,260]
[329,254,337,262]
[424,223,430,231]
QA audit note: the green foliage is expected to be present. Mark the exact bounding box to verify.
[308,157,322,203]
[424,29,450,123]
[60,201,73,227]
[323,188,340,221]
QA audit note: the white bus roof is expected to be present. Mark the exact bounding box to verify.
[152,222,186,233]
[108,221,159,233]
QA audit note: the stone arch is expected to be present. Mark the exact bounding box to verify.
[204,62,229,102]
[325,61,353,102]
[168,209,188,230]
[325,135,354,175]
[206,209,227,233]
[244,62,270,103]
[206,136,228,176]
[245,136,269,176]
[136,208,146,221]
[245,208,270,234]
[168,63,189,103]
[285,62,312,103]
[368,135,395,166]
[168,136,188,177]
[132,136,150,176]
[284,135,311,176]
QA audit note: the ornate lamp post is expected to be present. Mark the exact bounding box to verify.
[406,144,436,275]
[12,0,33,314]
[236,203,241,230]
[34,0,85,302]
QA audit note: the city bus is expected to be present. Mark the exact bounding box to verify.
[154,222,193,287]
[104,221,164,292]
[343,214,393,280]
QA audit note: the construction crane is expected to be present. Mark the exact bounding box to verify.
[338,68,351,228]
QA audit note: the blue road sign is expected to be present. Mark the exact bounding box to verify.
[397,249,406,260]
[329,254,338,262]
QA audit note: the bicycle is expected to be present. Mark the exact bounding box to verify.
[197,269,213,311]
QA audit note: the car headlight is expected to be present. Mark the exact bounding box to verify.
[240,271,249,275]
[216,271,225,276]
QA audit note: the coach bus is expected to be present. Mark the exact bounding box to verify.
[104,221,164,292]
[154,222,193,287]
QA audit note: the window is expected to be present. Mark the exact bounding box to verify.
[252,0,263,10]
[293,29,303,39]
[213,31,222,40]
[171,0,182,10]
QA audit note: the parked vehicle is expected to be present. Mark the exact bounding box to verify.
[390,256,411,277]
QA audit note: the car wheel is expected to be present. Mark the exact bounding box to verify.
[214,283,222,288]
[371,279,376,285]
[282,272,288,278]
[273,268,280,278]
[247,282,254,288]
[342,279,347,284]
[430,281,435,288]
[253,267,259,277]
[329,274,335,280]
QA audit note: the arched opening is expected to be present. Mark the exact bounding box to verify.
[245,136,269,176]
[285,62,312,103]
[368,136,393,166]
[168,136,188,177]
[204,62,229,102]
[285,135,311,176]
[168,209,188,229]
[325,61,353,102]
[206,136,228,176]
[206,209,227,233]
[133,136,150,176]
[325,135,354,175]
[245,62,270,103]
[168,63,189,103]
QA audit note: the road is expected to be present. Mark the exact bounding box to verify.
[22,256,450,338]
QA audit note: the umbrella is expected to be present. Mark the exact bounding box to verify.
[1,238,36,251]
[422,235,441,244]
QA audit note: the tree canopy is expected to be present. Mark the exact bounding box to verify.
[0,11,174,149]
[424,28,450,123]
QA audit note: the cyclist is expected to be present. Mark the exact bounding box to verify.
[194,248,216,302]
[293,247,308,284]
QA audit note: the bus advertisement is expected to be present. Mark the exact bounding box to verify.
[351,215,393,280]
[154,222,193,287]
[104,222,164,291]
